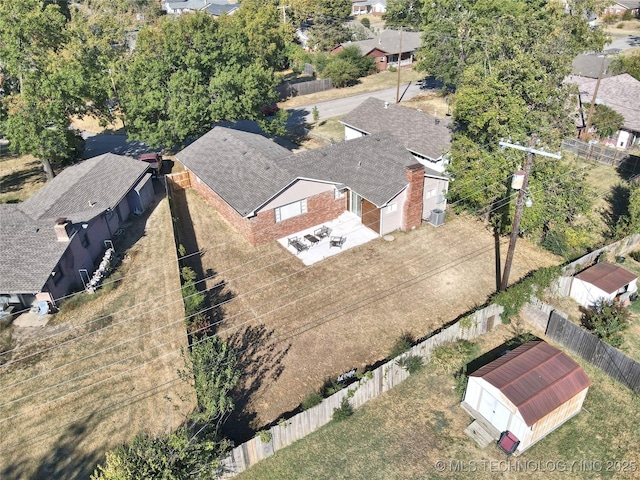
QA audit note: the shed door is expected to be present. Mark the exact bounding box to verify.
[478,390,511,432]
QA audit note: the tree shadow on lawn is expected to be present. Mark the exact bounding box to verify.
[602,183,630,232]
[1,413,106,480]
[222,324,291,443]
[0,162,45,195]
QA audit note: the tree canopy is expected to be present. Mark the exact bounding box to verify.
[0,0,120,179]
[423,0,608,250]
[118,7,288,149]
[383,0,425,30]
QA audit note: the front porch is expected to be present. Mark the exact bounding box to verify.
[277,211,378,266]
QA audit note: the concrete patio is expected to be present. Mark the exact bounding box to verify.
[277,211,378,265]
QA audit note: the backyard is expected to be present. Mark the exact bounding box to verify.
[0,191,192,480]
[171,187,561,441]
[235,323,640,480]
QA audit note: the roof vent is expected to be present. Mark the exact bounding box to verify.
[89,200,97,207]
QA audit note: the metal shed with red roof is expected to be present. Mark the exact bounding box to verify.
[462,341,590,455]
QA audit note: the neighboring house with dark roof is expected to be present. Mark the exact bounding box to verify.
[569,261,638,308]
[164,0,239,16]
[341,97,451,215]
[331,30,422,72]
[462,341,591,455]
[0,154,153,310]
[565,73,640,149]
[175,126,443,245]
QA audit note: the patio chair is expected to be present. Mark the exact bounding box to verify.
[329,235,346,249]
[314,225,332,239]
[288,236,309,254]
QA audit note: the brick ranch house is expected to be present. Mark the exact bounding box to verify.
[0,154,154,310]
[175,126,449,246]
[331,30,422,72]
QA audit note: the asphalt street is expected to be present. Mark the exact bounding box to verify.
[285,80,430,126]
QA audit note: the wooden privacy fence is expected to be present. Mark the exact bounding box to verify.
[277,78,333,99]
[546,312,640,396]
[219,303,502,477]
[561,138,640,176]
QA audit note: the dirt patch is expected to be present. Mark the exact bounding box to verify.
[0,195,193,479]
[175,189,561,441]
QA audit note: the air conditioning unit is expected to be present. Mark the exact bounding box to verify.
[429,208,445,227]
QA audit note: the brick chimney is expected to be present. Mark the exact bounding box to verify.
[402,164,425,231]
[54,218,72,241]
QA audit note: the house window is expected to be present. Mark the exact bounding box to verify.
[386,203,397,213]
[424,188,436,199]
[274,199,308,222]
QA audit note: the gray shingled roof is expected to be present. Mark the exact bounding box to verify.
[280,133,419,207]
[571,54,613,79]
[341,97,452,161]
[1,154,149,294]
[338,30,422,56]
[0,206,71,293]
[177,126,420,215]
[20,153,149,223]
[566,73,640,133]
[175,127,295,216]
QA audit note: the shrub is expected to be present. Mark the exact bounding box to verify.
[453,371,468,400]
[581,299,630,347]
[301,391,323,410]
[332,398,354,421]
[322,377,342,396]
[388,66,397,72]
[617,22,626,28]
[360,17,370,28]
[630,250,640,262]
[389,330,414,358]
[430,339,479,373]
[257,430,272,443]
[397,354,423,374]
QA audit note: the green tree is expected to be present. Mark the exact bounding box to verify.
[91,428,230,480]
[308,0,352,51]
[0,0,124,179]
[611,51,640,81]
[581,299,630,347]
[383,0,424,30]
[119,11,286,149]
[322,59,362,87]
[431,0,603,246]
[585,103,625,139]
[180,335,240,424]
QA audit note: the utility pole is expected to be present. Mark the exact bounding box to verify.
[499,136,562,291]
[580,56,607,141]
[395,25,403,103]
[277,5,289,25]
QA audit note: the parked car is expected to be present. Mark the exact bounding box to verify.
[260,103,280,116]
[138,152,162,176]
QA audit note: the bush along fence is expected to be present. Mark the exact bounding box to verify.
[546,311,640,396]
[219,303,503,477]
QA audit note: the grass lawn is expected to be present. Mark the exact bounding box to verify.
[173,188,560,443]
[0,194,193,480]
[237,324,640,480]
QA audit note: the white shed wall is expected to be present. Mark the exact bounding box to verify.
[569,278,615,308]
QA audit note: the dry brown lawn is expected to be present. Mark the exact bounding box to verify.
[0,195,193,480]
[174,188,561,440]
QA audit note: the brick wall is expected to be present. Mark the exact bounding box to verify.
[402,164,425,231]
[251,190,346,245]
[188,170,346,245]
[188,171,255,243]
